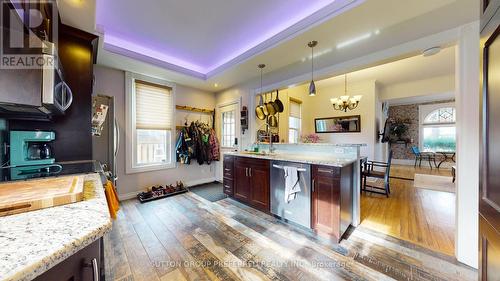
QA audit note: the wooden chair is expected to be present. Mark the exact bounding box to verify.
[362,150,393,197]
[411,146,437,169]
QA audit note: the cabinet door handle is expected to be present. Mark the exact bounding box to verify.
[312,178,315,193]
[84,258,99,281]
[92,258,99,281]
[245,167,248,177]
[318,168,333,174]
[249,168,252,177]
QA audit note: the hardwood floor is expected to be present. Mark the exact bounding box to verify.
[105,189,475,281]
[361,165,455,256]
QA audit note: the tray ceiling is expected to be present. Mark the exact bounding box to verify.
[96,0,360,78]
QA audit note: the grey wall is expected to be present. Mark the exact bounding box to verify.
[93,65,217,197]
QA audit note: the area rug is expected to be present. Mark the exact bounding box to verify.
[414,174,455,193]
[189,182,227,202]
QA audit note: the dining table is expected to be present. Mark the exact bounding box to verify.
[436,151,456,168]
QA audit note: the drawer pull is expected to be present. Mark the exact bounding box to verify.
[224,168,231,171]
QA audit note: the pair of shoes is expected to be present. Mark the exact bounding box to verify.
[175,181,185,191]
[138,191,153,200]
[151,185,165,192]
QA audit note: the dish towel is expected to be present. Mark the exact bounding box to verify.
[284,166,300,203]
[104,180,120,219]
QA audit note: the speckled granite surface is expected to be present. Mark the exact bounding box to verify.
[228,152,358,167]
[0,173,112,281]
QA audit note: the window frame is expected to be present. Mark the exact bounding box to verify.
[218,100,240,149]
[419,102,456,152]
[288,97,302,143]
[125,72,176,174]
[221,110,236,148]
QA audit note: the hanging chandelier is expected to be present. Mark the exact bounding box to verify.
[308,40,318,96]
[330,74,362,112]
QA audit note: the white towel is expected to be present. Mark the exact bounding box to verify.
[283,166,300,203]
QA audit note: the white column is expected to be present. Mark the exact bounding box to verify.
[455,21,480,269]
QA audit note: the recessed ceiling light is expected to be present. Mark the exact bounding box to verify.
[422,47,441,57]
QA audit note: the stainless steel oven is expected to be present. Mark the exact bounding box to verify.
[0,42,73,119]
[41,47,73,114]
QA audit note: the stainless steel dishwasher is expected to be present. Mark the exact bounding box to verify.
[270,160,311,229]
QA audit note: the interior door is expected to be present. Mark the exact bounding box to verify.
[217,101,240,181]
[480,13,500,280]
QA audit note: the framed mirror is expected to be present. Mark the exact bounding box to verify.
[315,115,361,133]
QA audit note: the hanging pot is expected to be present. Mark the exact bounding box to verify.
[267,114,278,128]
[265,92,277,116]
[270,91,280,114]
[274,90,284,113]
[255,94,266,120]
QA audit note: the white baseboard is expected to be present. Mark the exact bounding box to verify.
[117,177,217,201]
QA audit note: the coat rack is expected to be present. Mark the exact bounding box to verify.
[175,105,215,130]
[175,105,214,114]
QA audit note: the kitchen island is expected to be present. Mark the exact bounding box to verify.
[223,145,362,242]
[0,173,112,281]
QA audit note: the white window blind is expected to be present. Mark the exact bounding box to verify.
[135,80,173,130]
[289,100,301,118]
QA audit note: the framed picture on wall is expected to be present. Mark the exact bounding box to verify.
[314,115,361,133]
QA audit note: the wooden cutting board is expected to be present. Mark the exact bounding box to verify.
[0,175,85,217]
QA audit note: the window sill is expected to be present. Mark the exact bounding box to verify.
[126,163,176,174]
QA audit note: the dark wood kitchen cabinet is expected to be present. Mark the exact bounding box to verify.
[232,156,270,213]
[234,157,251,201]
[223,154,234,196]
[33,238,102,281]
[311,164,353,242]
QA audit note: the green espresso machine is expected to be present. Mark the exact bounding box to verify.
[10,131,56,167]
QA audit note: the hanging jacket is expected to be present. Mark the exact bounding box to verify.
[175,128,190,164]
[208,128,220,161]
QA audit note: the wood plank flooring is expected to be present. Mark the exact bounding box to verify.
[361,165,455,256]
[105,188,475,281]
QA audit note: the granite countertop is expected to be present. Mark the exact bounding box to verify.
[0,173,112,281]
[228,152,358,167]
[269,143,367,147]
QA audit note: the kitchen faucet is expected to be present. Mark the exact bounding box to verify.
[256,122,276,154]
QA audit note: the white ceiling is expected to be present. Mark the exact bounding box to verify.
[316,46,455,88]
[57,0,477,92]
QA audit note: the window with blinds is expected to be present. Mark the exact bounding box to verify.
[132,78,174,169]
[289,98,302,143]
[135,80,173,130]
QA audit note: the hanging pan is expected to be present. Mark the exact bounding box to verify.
[274,90,284,113]
[255,94,267,120]
[268,114,278,128]
[265,92,277,116]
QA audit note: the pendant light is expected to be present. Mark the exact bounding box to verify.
[308,40,318,96]
[330,74,362,112]
[255,64,267,120]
